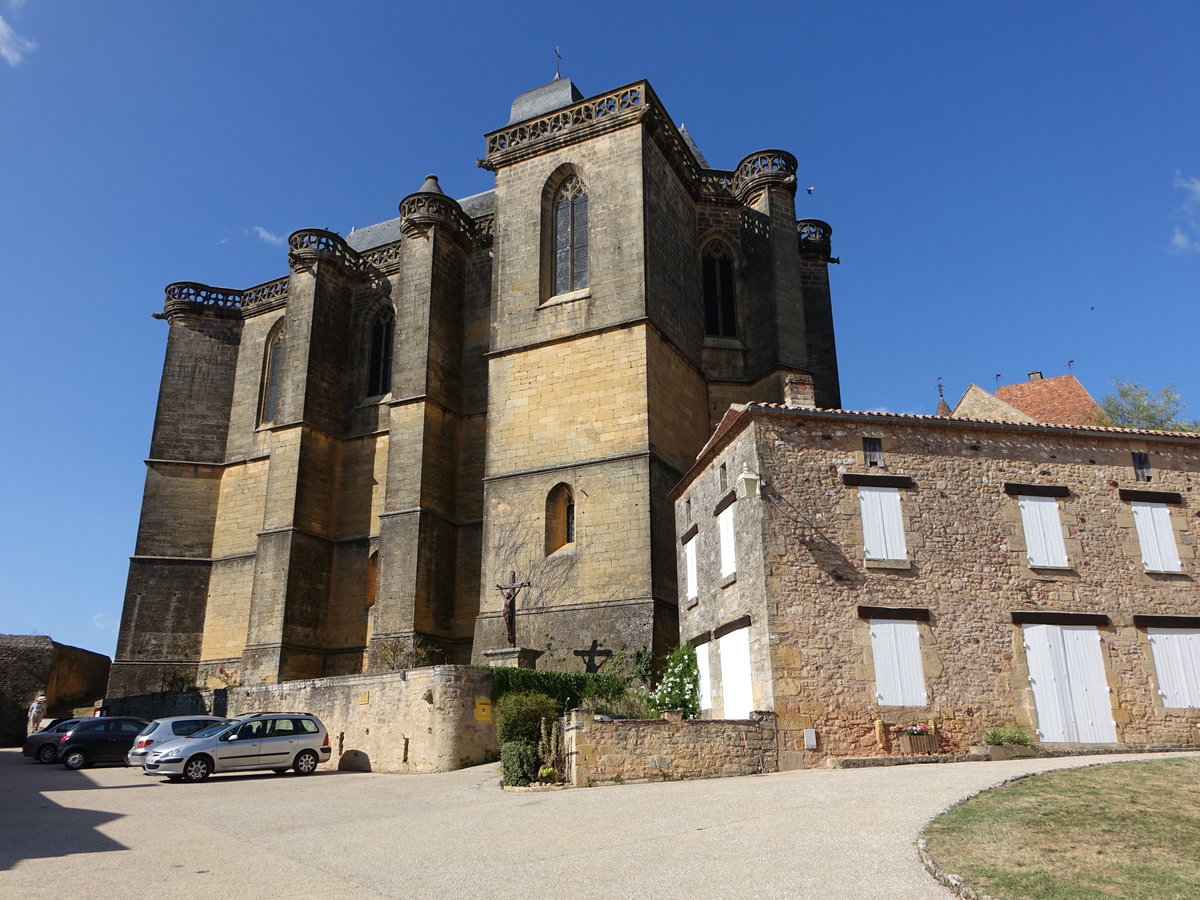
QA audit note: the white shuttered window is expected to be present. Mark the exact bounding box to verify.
[718,505,736,577]
[1018,495,1069,567]
[869,619,927,706]
[858,486,907,560]
[718,627,753,718]
[683,537,698,601]
[1022,623,1116,743]
[1148,628,1200,708]
[696,641,713,711]
[1132,503,1182,573]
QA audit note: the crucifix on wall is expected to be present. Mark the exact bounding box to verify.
[495,571,531,648]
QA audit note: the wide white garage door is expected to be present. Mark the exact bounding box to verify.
[1023,623,1116,743]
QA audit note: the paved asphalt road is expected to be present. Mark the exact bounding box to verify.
[1,747,1195,898]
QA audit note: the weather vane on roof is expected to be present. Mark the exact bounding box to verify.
[554,47,562,79]
[937,376,944,402]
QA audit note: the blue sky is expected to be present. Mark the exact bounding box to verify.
[2,1,1197,657]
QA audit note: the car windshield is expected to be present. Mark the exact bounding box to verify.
[188,720,239,739]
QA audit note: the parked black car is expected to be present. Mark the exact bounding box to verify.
[57,717,149,770]
[22,718,84,763]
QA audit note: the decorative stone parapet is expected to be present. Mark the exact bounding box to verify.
[564,708,778,786]
[287,228,364,275]
[161,277,289,320]
[797,218,833,256]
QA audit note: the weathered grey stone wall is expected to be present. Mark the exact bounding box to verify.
[1,636,110,745]
[107,666,496,773]
[565,708,777,786]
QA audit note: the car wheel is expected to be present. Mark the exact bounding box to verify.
[293,749,319,775]
[36,744,57,764]
[182,756,212,783]
[62,749,87,770]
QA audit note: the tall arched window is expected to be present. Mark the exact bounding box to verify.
[366,306,394,397]
[552,176,589,295]
[545,483,576,555]
[702,240,737,338]
[258,320,286,425]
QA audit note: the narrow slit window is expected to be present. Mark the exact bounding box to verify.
[258,321,286,425]
[552,177,589,295]
[545,483,575,554]
[1132,452,1151,482]
[702,240,737,338]
[863,437,884,467]
[367,307,394,397]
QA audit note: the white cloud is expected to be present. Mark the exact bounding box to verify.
[91,613,113,631]
[0,14,36,66]
[251,225,285,246]
[1168,172,1200,254]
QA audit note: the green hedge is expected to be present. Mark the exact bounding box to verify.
[495,692,559,745]
[486,666,627,715]
[500,740,539,786]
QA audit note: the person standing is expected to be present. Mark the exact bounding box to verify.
[27,694,47,734]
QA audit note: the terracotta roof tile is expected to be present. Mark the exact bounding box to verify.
[994,374,1102,426]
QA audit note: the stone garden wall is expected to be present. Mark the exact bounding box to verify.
[106,665,496,773]
[564,709,777,786]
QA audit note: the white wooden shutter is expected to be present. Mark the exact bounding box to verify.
[1023,623,1116,742]
[859,487,906,560]
[718,505,736,577]
[684,537,698,601]
[1132,503,1182,573]
[1148,628,1200,708]
[1019,495,1069,567]
[718,627,753,718]
[869,619,926,706]
[696,642,713,711]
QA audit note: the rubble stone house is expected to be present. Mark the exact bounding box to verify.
[110,77,841,695]
[674,378,1200,768]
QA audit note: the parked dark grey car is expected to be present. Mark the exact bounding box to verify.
[58,717,149,770]
[22,718,84,763]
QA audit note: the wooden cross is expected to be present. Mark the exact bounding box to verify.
[495,571,530,648]
[573,639,612,674]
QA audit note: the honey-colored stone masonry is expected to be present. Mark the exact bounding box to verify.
[677,407,1200,768]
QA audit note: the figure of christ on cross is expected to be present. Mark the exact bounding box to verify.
[496,571,531,648]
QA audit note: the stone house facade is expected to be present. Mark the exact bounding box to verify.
[111,77,841,695]
[674,383,1200,768]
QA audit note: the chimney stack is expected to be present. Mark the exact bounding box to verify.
[1028,371,1043,381]
[784,373,817,409]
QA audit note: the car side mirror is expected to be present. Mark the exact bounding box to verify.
[222,733,236,742]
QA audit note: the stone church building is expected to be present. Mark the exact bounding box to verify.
[110,77,841,695]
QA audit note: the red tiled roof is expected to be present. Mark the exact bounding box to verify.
[994,374,1102,426]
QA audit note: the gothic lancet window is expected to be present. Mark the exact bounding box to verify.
[552,176,589,295]
[258,320,286,425]
[367,307,394,397]
[545,483,576,554]
[702,240,737,337]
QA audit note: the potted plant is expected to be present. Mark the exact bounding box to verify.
[983,725,1037,760]
[898,724,939,754]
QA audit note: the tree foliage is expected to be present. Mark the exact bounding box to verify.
[1095,379,1199,432]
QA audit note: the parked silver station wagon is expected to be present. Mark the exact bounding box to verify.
[143,712,331,782]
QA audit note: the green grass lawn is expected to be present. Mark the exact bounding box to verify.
[922,757,1200,899]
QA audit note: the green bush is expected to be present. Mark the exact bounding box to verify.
[500,740,539,787]
[649,645,700,720]
[487,666,627,713]
[982,725,1034,746]
[494,691,559,745]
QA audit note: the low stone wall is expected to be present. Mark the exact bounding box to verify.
[105,666,496,774]
[565,709,777,786]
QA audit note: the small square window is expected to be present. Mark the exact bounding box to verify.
[1132,452,1151,482]
[863,437,884,467]
[718,463,728,493]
